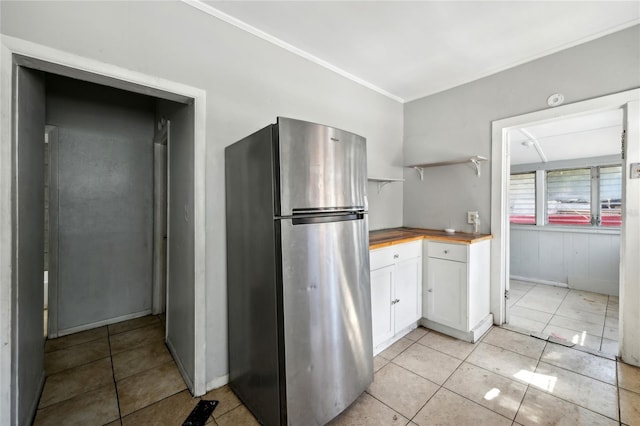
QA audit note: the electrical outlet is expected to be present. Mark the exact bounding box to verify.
[467,211,478,224]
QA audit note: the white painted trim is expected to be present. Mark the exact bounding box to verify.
[193,92,207,397]
[510,275,568,288]
[0,35,208,412]
[206,374,230,392]
[152,143,167,315]
[621,100,640,365]
[56,310,152,338]
[510,224,620,236]
[181,0,404,104]
[0,41,15,426]
[490,88,640,338]
[183,0,639,104]
[372,322,419,357]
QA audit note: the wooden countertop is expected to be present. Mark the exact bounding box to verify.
[369,227,493,249]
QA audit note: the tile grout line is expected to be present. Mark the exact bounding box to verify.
[513,283,612,354]
[485,332,618,388]
[402,328,496,424]
[602,295,610,352]
[543,283,571,332]
[106,329,124,424]
[512,338,547,424]
[511,335,619,424]
[418,329,513,424]
[374,336,440,424]
[448,331,517,423]
[45,352,113,377]
[533,340,621,423]
[616,358,622,425]
[483,327,620,421]
[44,334,106,354]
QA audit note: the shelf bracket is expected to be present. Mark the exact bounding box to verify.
[413,166,424,181]
[376,181,391,194]
[470,158,482,177]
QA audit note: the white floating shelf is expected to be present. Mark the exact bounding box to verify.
[407,156,488,180]
[368,177,405,194]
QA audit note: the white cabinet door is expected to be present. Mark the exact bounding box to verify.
[394,257,422,332]
[370,265,395,348]
[426,257,467,330]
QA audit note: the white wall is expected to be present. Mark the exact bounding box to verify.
[403,25,640,233]
[0,1,404,388]
[511,226,620,296]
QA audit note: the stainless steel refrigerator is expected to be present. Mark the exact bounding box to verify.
[225,117,373,425]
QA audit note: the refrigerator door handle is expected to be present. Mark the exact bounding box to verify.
[291,212,364,225]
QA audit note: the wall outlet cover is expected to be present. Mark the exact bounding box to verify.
[467,211,478,224]
[631,163,640,179]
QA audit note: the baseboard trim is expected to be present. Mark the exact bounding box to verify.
[420,314,493,343]
[373,321,419,356]
[206,374,230,393]
[510,275,568,288]
[55,309,153,337]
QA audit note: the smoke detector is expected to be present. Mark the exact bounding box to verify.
[547,93,565,107]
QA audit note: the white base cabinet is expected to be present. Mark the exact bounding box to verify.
[422,239,492,342]
[370,241,422,354]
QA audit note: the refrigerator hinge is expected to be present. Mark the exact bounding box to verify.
[505,289,510,300]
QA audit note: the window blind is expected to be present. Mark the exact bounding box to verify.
[509,173,536,224]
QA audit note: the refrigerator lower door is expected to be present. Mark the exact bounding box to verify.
[279,215,373,425]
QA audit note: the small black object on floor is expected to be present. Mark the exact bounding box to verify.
[182,400,219,426]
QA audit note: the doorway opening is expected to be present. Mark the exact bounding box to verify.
[505,109,623,355]
[43,73,168,339]
[490,88,640,363]
[5,45,206,424]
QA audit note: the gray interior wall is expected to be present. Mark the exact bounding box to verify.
[13,66,45,426]
[367,181,403,231]
[0,1,404,385]
[45,75,155,331]
[403,25,640,233]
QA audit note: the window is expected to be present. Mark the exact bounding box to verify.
[510,165,622,228]
[509,173,535,224]
[546,169,591,225]
[599,166,622,227]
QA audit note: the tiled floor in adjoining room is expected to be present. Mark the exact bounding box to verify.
[34,315,257,425]
[35,315,640,425]
[507,280,619,354]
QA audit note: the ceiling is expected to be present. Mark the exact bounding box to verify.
[509,109,623,165]
[191,1,640,102]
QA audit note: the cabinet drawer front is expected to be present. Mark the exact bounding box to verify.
[370,241,422,270]
[427,242,467,262]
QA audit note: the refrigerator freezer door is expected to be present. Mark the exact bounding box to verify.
[280,215,373,425]
[277,117,367,216]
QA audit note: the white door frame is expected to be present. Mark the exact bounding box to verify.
[490,88,640,360]
[0,35,208,422]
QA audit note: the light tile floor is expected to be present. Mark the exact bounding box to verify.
[35,316,640,425]
[507,280,619,354]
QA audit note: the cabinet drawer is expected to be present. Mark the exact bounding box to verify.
[427,241,467,263]
[370,240,422,270]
